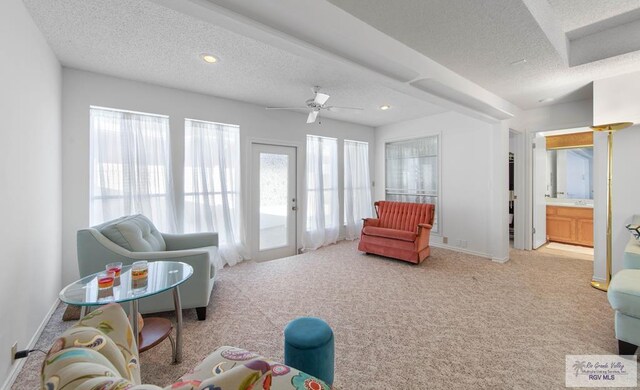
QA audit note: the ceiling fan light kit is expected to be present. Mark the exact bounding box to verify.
[266,86,363,124]
[307,110,319,124]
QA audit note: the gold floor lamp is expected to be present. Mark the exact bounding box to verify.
[590,122,634,292]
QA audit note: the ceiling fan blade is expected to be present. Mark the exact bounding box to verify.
[307,110,319,124]
[326,106,364,111]
[266,107,308,110]
[314,92,330,106]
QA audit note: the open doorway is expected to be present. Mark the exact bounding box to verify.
[531,128,594,261]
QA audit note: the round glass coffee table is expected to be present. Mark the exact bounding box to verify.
[59,261,193,363]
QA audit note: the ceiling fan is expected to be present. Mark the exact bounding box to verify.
[266,86,363,124]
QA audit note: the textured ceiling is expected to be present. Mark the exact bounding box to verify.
[547,0,640,32]
[24,0,640,116]
[22,0,446,127]
[328,0,640,108]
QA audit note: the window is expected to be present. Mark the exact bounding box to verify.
[304,135,339,250]
[385,135,439,232]
[184,119,246,266]
[344,140,373,240]
[89,106,176,232]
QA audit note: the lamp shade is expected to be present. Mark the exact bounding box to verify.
[591,122,633,132]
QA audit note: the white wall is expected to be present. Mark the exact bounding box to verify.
[522,98,593,132]
[0,0,61,386]
[594,72,640,125]
[374,111,508,260]
[593,72,640,279]
[62,68,375,284]
[488,121,510,262]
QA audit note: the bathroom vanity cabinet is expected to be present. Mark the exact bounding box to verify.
[546,205,594,247]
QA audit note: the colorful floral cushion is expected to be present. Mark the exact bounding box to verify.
[42,304,329,390]
[177,347,330,390]
[42,303,144,389]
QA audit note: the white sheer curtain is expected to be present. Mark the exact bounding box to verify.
[90,106,177,232]
[344,140,373,240]
[385,135,439,232]
[184,119,248,268]
[303,135,339,250]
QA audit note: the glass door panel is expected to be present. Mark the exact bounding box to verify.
[259,153,289,250]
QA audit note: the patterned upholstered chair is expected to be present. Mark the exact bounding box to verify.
[358,201,435,264]
[42,303,330,390]
[77,214,219,320]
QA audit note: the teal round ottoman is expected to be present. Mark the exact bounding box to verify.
[284,317,334,385]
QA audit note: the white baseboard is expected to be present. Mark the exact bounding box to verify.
[431,242,512,263]
[492,256,510,264]
[1,299,59,390]
[430,242,493,260]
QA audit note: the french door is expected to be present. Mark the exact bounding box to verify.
[251,143,297,261]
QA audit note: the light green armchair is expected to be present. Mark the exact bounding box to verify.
[607,215,640,354]
[77,214,219,320]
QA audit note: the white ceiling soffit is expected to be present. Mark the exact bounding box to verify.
[328,0,640,109]
[155,0,518,121]
[568,9,640,66]
[548,0,640,32]
[23,0,447,127]
[411,79,513,120]
[529,0,640,67]
[521,1,640,67]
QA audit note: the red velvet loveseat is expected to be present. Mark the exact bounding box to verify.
[358,201,435,264]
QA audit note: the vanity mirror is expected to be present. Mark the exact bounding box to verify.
[546,146,593,200]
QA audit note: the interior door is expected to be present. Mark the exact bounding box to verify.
[251,143,297,261]
[532,135,547,249]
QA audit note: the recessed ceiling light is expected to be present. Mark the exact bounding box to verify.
[538,97,555,103]
[510,59,527,65]
[201,54,218,63]
[380,105,391,110]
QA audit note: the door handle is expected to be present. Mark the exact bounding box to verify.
[292,206,297,211]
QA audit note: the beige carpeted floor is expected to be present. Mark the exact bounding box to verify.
[13,241,623,389]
